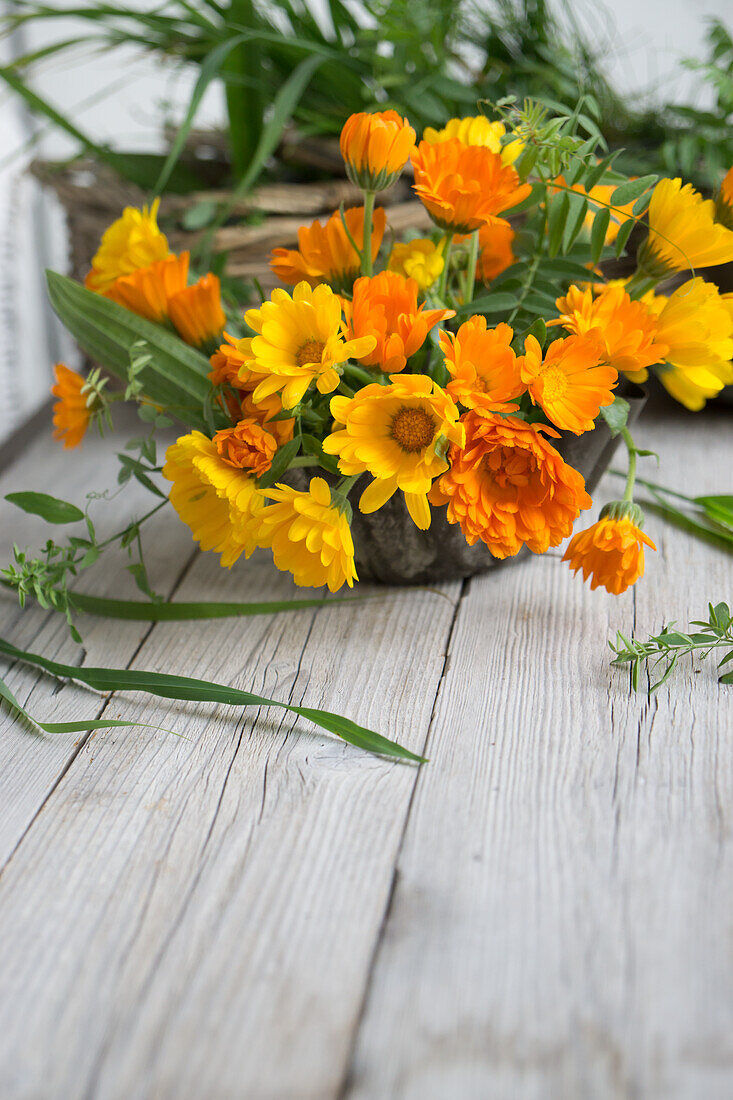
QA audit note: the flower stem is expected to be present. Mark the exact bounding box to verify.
[343,361,380,388]
[621,426,637,503]
[437,232,454,300]
[362,190,375,276]
[464,229,480,305]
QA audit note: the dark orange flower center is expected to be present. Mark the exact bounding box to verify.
[296,339,326,367]
[390,406,436,453]
[482,445,535,489]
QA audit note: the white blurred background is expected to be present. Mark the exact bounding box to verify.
[0,0,727,445]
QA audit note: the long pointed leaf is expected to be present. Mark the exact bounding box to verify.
[0,636,424,763]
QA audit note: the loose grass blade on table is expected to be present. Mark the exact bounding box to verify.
[0,637,424,763]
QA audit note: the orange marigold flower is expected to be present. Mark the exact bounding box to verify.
[476,220,516,281]
[411,139,531,233]
[270,206,387,292]
[715,166,733,230]
[518,332,617,435]
[51,364,91,449]
[106,252,189,323]
[168,273,226,350]
[213,419,278,477]
[237,388,295,448]
[429,410,591,558]
[563,505,656,594]
[209,333,257,388]
[551,283,666,379]
[342,271,454,373]
[340,110,416,192]
[441,317,524,411]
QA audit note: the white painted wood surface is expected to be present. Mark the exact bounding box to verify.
[0,396,730,1099]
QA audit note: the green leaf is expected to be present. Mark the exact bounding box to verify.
[5,492,85,525]
[0,669,180,740]
[609,175,657,206]
[547,191,569,258]
[65,591,373,620]
[599,396,630,438]
[300,434,340,475]
[614,216,636,258]
[454,292,518,317]
[46,272,223,432]
[256,438,302,489]
[153,33,249,196]
[0,635,424,763]
[590,208,610,266]
[562,190,588,253]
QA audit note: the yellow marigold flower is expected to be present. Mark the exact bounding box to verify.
[715,166,733,230]
[167,274,226,351]
[212,419,277,477]
[162,431,265,568]
[244,282,376,409]
[441,317,524,411]
[387,238,445,290]
[412,139,530,233]
[51,364,91,449]
[323,374,464,530]
[429,410,591,558]
[563,504,656,595]
[637,177,733,278]
[518,332,617,435]
[85,200,169,294]
[423,116,522,165]
[105,252,189,323]
[342,271,454,373]
[650,278,733,410]
[256,477,357,592]
[551,283,666,380]
[271,206,387,292]
[340,110,416,192]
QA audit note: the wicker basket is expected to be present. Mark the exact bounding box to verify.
[31,134,431,296]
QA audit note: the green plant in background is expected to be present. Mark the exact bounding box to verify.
[2,1,731,199]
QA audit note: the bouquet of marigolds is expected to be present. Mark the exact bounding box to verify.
[3,99,733,755]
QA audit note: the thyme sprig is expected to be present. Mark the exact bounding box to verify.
[610,601,733,692]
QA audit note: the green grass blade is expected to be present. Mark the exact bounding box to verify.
[66,592,377,620]
[0,636,424,763]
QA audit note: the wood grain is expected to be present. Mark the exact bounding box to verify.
[0,399,731,1099]
[0,425,462,1098]
[344,398,733,1100]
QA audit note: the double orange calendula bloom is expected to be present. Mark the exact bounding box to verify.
[340,110,416,192]
[441,317,524,411]
[552,283,666,378]
[518,332,617,435]
[271,206,387,292]
[342,271,454,373]
[564,505,656,595]
[213,419,278,477]
[411,139,531,233]
[323,374,464,530]
[429,410,591,558]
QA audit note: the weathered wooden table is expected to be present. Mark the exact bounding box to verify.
[0,398,730,1100]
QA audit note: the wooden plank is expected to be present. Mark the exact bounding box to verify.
[0,477,462,1096]
[0,414,196,867]
[344,398,733,1100]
